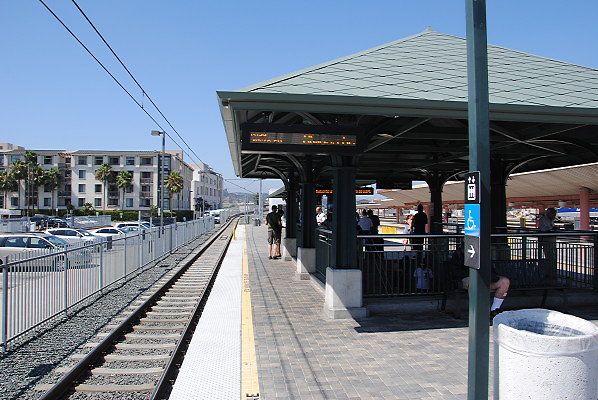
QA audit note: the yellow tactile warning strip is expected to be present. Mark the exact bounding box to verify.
[241,240,260,400]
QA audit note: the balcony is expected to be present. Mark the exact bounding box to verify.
[58,191,71,197]
[140,178,153,184]
[140,191,153,198]
[108,191,119,198]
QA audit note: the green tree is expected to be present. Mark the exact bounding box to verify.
[0,171,18,210]
[9,159,27,211]
[42,168,62,214]
[83,202,94,215]
[94,163,113,213]
[164,171,184,210]
[27,164,45,215]
[116,170,133,210]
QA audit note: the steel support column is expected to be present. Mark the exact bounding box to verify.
[490,159,508,233]
[466,1,491,399]
[300,158,316,248]
[427,174,444,235]
[331,157,357,269]
[285,177,298,239]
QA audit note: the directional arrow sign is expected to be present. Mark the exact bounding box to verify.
[464,235,480,269]
[467,244,476,258]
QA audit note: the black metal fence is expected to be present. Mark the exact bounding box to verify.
[315,229,597,298]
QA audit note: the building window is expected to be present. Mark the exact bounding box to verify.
[78,170,86,179]
[140,199,151,207]
[95,184,102,193]
[125,157,135,166]
[78,198,85,207]
[109,157,119,166]
[125,198,133,207]
[78,184,86,193]
[94,198,102,207]
[141,171,152,179]
[108,198,118,206]
[10,197,18,207]
[108,184,117,192]
[164,198,170,210]
[77,156,87,165]
[64,184,71,192]
[43,155,53,165]
[94,156,103,165]
[126,186,133,193]
[43,198,51,207]
[141,157,153,165]
[44,185,51,193]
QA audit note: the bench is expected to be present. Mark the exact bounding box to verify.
[441,259,569,319]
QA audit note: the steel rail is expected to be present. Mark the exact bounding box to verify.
[39,216,238,400]
[150,218,238,400]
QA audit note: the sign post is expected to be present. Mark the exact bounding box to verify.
[465,1,492,399]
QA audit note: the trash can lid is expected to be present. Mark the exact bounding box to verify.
[493,309,598,356]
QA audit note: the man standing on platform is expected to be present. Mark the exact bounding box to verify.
[411,204,428,251]
[266,205,282,259]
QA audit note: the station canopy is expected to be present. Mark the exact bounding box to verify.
[218,28,598,186]
[379,162,598,207]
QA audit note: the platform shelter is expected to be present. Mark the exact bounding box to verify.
[218,29,598,318]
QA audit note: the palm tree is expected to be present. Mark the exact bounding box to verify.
[9,160,27,212]
[0,171,18,210]
[116,170,133,210]
[94,163,113,213]
[164,171,184,211]
[42,168,62,214]
[83,202,94,215]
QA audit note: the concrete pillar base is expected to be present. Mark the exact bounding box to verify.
[282,238,297,261]
[296,247,315,280]
[323,267,368,319]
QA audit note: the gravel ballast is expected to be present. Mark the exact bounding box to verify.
[0,231,213,400]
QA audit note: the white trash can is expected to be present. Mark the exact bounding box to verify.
[493,308,598,400]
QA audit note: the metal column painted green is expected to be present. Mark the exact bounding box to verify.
[466,1,491,399]
[286,177,298,239]
[331,157,357,269]
[300,158,316,248]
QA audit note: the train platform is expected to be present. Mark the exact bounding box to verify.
[170,223,598,399]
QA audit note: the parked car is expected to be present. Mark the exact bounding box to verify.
[90,227,131,239]
[46,218,70,228]
[44,228,100,245]
[114,222,152,231]
[0,233,92,268]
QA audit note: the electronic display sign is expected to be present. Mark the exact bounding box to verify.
[241,123,364,154]
[315,187,374,195]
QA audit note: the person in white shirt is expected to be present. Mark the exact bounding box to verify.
[414,265,433,291]
[357,210,373,233]
[316,207,327,225]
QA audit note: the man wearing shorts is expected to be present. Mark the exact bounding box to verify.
[452,244,510,318]
[266,205,282,259]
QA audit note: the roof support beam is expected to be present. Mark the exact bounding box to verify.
[364,118,430,152]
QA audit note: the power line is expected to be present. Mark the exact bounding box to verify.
[37,0,205,168]
[69,0,207,166]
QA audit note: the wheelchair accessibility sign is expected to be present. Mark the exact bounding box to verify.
[464,204,480,237]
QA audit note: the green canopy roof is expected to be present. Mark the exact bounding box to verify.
[242,28,598,109]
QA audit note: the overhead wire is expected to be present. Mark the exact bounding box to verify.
[68,0,207,166]
[36,0,204,167]
[37,0,266,194]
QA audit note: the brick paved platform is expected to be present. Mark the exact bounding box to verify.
[245,225,598,400]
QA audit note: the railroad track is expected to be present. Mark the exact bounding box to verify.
[37,217,239,400]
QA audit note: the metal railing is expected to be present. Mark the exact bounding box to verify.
[0,216,216,350]
[315,230,597,298]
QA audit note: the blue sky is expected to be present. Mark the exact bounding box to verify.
[1,1,597,194]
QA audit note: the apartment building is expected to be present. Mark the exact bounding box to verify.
[0,145,193,213]
[189,163,224,211]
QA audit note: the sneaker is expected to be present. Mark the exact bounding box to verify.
[490,309,503,325]
[268,256,272,259]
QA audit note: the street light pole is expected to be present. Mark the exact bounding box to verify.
[151,130,166,229]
